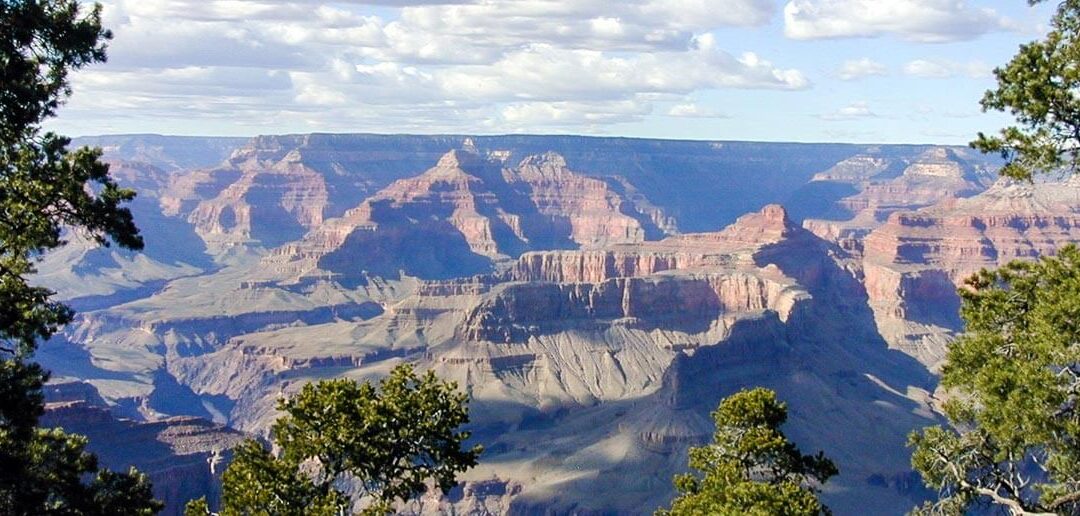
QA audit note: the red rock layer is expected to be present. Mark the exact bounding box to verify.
[507,204,795,284]
[266,149,665,279]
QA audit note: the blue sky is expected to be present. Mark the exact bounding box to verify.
[50,0,1056,144]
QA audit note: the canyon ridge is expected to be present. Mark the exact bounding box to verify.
[34,133,1080,515]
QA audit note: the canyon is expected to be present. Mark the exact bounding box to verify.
[32,134,1079,514]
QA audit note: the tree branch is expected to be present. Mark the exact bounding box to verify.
[959,480,1054,516]
[1046,490,1080,511]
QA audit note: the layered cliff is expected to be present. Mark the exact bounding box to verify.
[862,178,1080,364]
[506,204,792,284]
[40,383,246,516]
[265,149,666,281]
[801,147,996,254]
[35,135,1020,515]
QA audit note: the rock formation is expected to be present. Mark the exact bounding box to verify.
[861,178,1080,365]
[36,135,1042,515]
[801,147,996,254]
[265,149,665,282]
[40,382,246,516]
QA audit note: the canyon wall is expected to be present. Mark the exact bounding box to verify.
[38,135,1075,515]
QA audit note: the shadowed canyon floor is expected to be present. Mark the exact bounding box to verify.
[35,134,1080,514]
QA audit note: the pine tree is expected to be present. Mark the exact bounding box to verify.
[0,1,160,513]
[658,388,837,516]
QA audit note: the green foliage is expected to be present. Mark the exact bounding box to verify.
[0,426,161,515]
[184,440,347,516]
[207,364,482,515]
[909,246,1080,514]
[972,0,1080,180]
[1,0,111,143]
[1,0,141,357]
[0,1,157,514]
[658,388,838,516]
[182,497,210,516]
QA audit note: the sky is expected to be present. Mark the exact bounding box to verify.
[49,0,1057,144]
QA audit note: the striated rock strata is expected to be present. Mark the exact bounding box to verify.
[36,136,1022,515]
[863,178,1080,365]
[265,149,669,281]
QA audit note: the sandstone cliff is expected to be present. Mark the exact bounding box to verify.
[801,147,995,253]
[265,149,668,282]
[862,178,1080,365]
[35,136,1019,515]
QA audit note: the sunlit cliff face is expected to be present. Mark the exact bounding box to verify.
[44,134,1080,514]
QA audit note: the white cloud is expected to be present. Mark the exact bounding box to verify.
[390,0,774,57]
[436,39,807,103]
[498,100,651,127]
[836,58,887,80]
[666,103,728,118]
[784,0,1011,42]
[640,0,775,29]
[819,101,878,120]
[56,0,808,134]
[903,59,992,78]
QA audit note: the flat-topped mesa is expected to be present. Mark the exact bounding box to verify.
[811,154,890,182]
[457,206,818,344]
[224,135,306,166]
[901,148,976,179]
[691,203,795,247]
[510,152,571,181]
[507,205,799,284]
[264,149,670,281]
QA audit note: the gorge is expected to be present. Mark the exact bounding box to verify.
[33,133,1077,515]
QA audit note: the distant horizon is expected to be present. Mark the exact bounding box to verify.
[69,130,984,149]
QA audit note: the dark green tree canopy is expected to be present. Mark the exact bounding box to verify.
[658,388,838,516]
[1,0,141,358]
[0,1,157,514]
[0,0,110,143]
[912,3,1080,511]
[192,364,482,515]
[973,0,1080,180]
[910,246,1080,514]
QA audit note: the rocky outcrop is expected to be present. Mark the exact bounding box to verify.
[506,204,794,284]
[459,205,806,343]
[266,149,670,281]
[862,179,1080,365]
[801,148,995,253]
[40,391,246,516]
[837,148,989,218]
[183,145,351,250]
[461,271,802,342]
[507,152,650,247]
[38,136,1018,516]
[187,161,328,249]
[811,154,892,182]
[864,183,1080,271]
[161,134,439,252]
